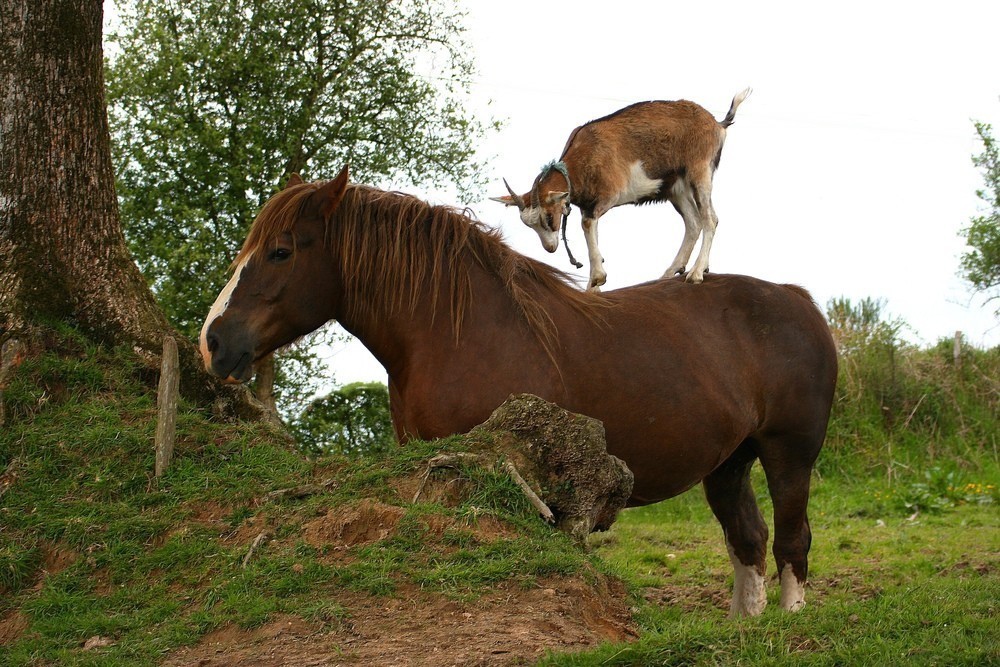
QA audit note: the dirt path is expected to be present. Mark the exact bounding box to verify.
[164,576,634,666]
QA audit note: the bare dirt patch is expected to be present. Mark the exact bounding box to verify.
[0,610,29,646]
[302,499,407,549]
[162,490,635,665]
[164,575,633,666]
[641,582,729,614]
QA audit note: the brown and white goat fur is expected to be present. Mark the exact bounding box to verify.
[492,88,750,290]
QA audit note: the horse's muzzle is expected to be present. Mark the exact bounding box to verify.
[202,326,255,383]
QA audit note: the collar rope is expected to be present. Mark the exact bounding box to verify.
[540,161,582,269]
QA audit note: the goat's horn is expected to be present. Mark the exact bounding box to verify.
[503,178,525,209]
[529,179,541,210]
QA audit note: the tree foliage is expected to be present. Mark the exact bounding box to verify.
[106,0,494,336]
[293,381,395,456]
[960,121,1000,308]
[826,296,904,353]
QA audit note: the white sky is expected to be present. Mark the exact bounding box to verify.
[105,1,1000,387]
[328,0,1000,385]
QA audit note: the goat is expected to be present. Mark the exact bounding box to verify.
[492,88,750,290]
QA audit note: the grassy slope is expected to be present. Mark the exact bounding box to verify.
[0,330,594,666]
[1,329,997,666]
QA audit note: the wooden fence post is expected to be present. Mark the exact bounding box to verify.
[953,330,962,371]
[254,353,279,418]
[155,336,179,478]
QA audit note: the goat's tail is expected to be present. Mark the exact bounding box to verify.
[720,87,752,128]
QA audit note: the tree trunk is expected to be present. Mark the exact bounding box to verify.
[2,0,156,342]
[0,0,261,418]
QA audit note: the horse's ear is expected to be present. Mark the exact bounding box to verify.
[313,165,350,220]
[284,173,303,189]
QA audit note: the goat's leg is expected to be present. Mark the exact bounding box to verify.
[582,216,606,291]
[685,183,718,284]
[662,194,701,280]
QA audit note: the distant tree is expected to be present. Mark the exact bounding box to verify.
[106,0,494,336]
[293,382,395,456]
[826,296,904,353]
[106,0,494,419]
[960,121,1000,311]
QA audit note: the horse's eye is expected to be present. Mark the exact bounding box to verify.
[269,248,292,262]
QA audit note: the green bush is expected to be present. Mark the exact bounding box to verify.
[291,381,396,456]
[822,297,999,479]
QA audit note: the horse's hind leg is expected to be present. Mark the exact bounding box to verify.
[703,440,768,617]
[757,435,822,612]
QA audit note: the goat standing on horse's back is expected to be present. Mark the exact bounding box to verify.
[492,88,750,290]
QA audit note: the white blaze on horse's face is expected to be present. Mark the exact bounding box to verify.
[199,251,254,370]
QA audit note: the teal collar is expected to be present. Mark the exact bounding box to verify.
[540,160,571,199]
[539,161,582,269]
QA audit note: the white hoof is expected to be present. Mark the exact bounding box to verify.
[779,564,807,612]
[728,542,767,617]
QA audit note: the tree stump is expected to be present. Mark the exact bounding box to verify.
[458,394,634,543]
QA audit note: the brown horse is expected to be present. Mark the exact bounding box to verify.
[200,166,837,617]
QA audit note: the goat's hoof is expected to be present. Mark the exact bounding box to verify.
[662,267,685,279]
[685,271,705,284]
[588,273,607,291]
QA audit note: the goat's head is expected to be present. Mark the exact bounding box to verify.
[490,178,570,254]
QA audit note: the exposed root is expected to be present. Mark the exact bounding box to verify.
[413,453,554,523]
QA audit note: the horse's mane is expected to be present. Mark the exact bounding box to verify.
[237,181,609,354]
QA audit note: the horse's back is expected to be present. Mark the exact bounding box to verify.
[603,274,834,370]
[566,274,837,501]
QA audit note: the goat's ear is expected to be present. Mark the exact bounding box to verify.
[283,173,304,189]
[489,195,519,207]
[311,165,350,220]
[546,191,570,205]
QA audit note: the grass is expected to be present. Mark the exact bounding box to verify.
[540,466,1000,666]
[1,326,997,665]
[0,328,592,665]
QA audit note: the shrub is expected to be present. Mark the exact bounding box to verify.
[821,298,999,479]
